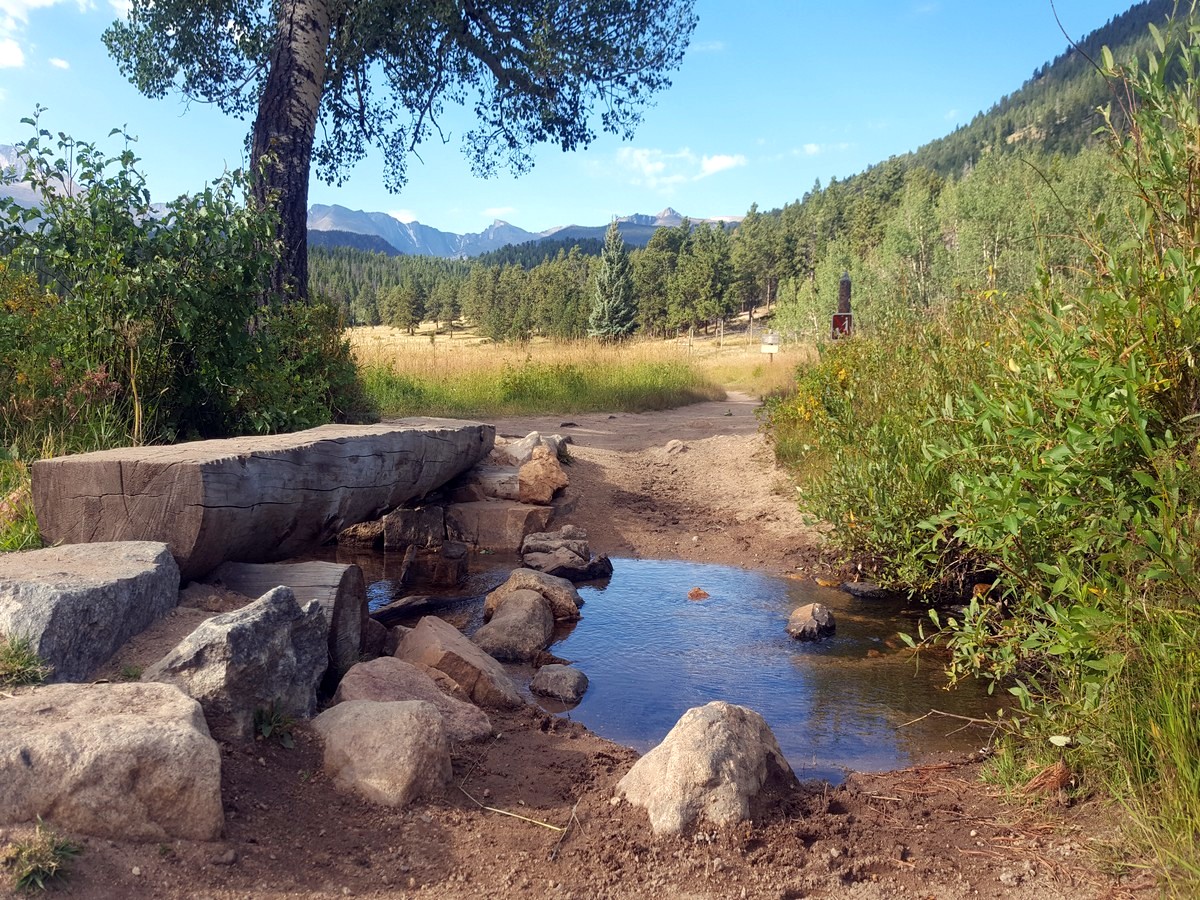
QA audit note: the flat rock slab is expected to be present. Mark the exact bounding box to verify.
[32,419,494,580]
[0,682,223,841]
[394,616,523,710]
[0,541,179,682]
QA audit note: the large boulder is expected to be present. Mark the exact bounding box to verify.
[445,500,553,551]
[786,602,836,641]
[530,664,589,704]
[312,700,451,808]
[471,590,554,662]
[0,682,223,841]
[393,616,522,710]
[485,568,582,621]
[518,445,569,505]
[0,542,179,682]
[616,701,796,837]
[143,587,328,741]
[332,657,493,743]
[31,420,494,580]
[520,525,613,581]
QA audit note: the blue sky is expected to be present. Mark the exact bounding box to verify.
[1,1,1141,234]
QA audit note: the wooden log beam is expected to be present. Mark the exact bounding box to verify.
[207,561,366,678]
[31,419,494,580]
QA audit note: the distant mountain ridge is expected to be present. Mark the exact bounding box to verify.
[306,203,740,258]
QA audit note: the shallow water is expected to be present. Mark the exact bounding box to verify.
[340,550,1003,783]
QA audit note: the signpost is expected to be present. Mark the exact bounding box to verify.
[761,330,780,362]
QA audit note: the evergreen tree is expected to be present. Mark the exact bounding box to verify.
[588,221,637,341]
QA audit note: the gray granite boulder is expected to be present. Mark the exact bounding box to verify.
[616,701,796,837]
[471,590,554,662]
[0,541,179,682]
[143,586,328,741]
[0,682,222,840]
[786,602,836,641]
[530,664,589,703]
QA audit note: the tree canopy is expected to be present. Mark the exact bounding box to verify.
[104,0,698,298]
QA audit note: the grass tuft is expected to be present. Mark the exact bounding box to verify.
[0,633,51,687]
[1,820,80,892]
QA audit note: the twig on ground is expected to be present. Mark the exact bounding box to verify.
[549,796,584,861]
[458,733,503,790]
[457,785,566,832]
[898,709,997,730]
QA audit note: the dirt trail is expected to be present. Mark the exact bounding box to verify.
[1,394,1147,900]
[492,391,827,575]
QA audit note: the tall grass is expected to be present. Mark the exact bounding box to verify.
[353,331,767,418]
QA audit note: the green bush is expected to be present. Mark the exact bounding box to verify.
[0,114,374,461]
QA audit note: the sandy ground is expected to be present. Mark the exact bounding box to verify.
[0,394,1153,899]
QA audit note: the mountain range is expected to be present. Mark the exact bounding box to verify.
[305,204,739,258]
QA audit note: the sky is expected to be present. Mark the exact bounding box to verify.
[0,0,1143,235]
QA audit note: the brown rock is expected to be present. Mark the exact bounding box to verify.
[313,700,451,807]
[471,590,554,662]
[337,520,384,550]
[786,602,836,641]
[394,616,522,710]
[332,657,492,743]
[444,500,553,551]
[518,445,569,505]
[382,506,446,551]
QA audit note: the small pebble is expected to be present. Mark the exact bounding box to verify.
[829,848,842,859]
[969,829,978,838]
[131,866,141,876]
[258,757,266,767]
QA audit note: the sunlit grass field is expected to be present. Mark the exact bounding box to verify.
[352,321,812,419]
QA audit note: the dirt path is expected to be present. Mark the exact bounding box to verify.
[492,391,827,575]
[3,395,1147,900]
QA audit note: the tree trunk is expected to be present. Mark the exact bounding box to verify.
[251,0,333,302]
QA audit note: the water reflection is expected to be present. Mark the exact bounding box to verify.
[552,559,1000,782]
[324,545,1001,783]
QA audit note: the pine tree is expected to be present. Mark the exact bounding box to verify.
[588,221,637,342]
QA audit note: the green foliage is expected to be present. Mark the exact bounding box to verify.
[254,702,296,749]
[588,222,637,341]
[0,117,374,467]
[767,8,1200,885]
[0,633,51,687]
[1,820,80,893]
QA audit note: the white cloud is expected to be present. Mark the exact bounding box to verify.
[0,1,92,25]
[691,40,725,53]
[0,36,23,67]
[483,206,515,219]
[699,154,746,178]
[797,142,852,157]
[388,209,417,223]
[109,0,130,16]
[48,55,67,68]
[944,108,959,121]
[614,146,745,192]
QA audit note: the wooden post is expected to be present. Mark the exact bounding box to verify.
[832,271,853,339]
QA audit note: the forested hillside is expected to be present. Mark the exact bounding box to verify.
[312,0,1169,340]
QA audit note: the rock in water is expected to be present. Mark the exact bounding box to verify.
[786,602,836,641]
[485,568,583,621]
[530,664,589,703]
[0,542,179,682]
[143,586,329,741]
[471,590,554,661]
[313,700,451,807]
[616,700,796,836]
[0,682,223,841]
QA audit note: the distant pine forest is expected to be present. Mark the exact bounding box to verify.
[309,0,1168,340]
